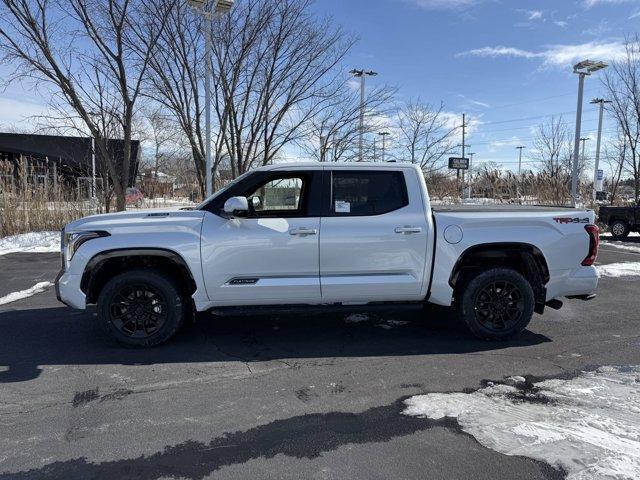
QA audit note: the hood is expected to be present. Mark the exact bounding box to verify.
[64,209,206,232]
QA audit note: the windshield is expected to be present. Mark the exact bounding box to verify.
[196,171,253,210]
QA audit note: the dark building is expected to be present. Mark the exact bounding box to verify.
[0,132,140,197]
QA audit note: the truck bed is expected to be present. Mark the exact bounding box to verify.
[432,204,578,213]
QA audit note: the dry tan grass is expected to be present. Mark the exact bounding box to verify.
[1,161,91,236]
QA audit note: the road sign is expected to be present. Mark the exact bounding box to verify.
[449,157,469,170]
[597,169,604,181]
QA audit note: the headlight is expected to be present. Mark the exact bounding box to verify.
[64,231,110,268]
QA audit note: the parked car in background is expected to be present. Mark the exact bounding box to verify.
[599,203,640,239]
[56,163,599,347]
[125,187,144,208]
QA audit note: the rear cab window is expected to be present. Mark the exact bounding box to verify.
[328,170,409,217]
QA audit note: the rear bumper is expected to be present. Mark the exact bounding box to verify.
[546,266,599,302]
[55,269,86,309]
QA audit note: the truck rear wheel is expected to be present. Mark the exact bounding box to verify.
[457,268,534,341]
[97,269,185,347]
[610,220,630,240]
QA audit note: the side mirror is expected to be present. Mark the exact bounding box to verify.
[223,196,249,217]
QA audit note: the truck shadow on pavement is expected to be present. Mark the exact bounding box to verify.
[0,305,551,383]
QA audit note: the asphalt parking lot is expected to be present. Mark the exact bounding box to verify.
[0,241,639,480]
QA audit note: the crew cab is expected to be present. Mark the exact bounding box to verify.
[56,163,600,346]
[599,203,640,239]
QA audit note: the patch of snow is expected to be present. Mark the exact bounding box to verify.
[376,319,410,329]
[600,241,640,254]
[403,366,640,480]
[344,313,369,323]
[601,232,640,239]
[597,262,640,278]
[0,282,54,305]
[0,232,60,256]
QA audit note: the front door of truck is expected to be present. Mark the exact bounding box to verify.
[200,170,322,306]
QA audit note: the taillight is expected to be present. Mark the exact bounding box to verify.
[582,224,600,266]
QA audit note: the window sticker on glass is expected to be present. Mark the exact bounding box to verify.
[335,201,351,213]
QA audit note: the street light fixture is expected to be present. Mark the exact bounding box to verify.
[187,0,235,197]
[571,59,607,206]
[590,98,612,202]
[350,69,378,162]
[378,131,390,162]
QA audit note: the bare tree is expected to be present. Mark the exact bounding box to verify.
[297,77,396,162]
[145,1,210,196]
[531,116,573,204]
[602,35,640,202]
[211,0,356,177]
[397,99,458,173]
[0,0,172,210]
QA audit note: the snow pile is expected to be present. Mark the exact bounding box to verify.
[0,281,54,305]
[600,241,640,254]
[344,313,369,323]
[403,366,640,480]
[597,262,640,278]
[0,232,60,256]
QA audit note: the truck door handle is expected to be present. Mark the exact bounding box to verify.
[395,226,422,234]
[289,227,317,236]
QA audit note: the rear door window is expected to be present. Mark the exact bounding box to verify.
[330,171,409,216]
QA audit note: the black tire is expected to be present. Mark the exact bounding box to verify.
[457,268,534,341]
[610,220,630,240]
[97,268,185,347]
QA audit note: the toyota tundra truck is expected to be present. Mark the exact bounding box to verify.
[56,163,600,346]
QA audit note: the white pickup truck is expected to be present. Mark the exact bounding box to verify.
[56,163,600,346]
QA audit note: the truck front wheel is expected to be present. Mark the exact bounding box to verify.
[97,269,186,347]
[457,268,534,341]
[610,220,630,240]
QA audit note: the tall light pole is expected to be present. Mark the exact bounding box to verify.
[571,60,607,206]
[188,0,234,197]
[591,98,611,201]
[516,146,526,199]
[378,131,390,162]
[350,69,378,162]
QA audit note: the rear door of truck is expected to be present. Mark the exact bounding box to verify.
[318,166,431,302]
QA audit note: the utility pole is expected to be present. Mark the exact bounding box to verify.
[373,138,377,162]
[460,113,466,199]
[516,146,526,199]
[591,98,611,202]
[580,137,590,173]
[350,69,378,162]
[378,131,390,162]
[467,152,475,200]
[571,60,607,206]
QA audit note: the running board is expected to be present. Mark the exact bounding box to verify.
[209,302,425,317]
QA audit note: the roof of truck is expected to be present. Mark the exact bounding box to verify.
[255,162,420,171]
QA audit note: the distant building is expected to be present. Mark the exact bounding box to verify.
[139,169,176,198]
[0,132,140,197]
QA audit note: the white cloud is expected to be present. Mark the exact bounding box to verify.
[0,97,51,130]
[630,10,640,18]
[458,41,628,68]
[457,46,539,59]
[582,0,637,9]
[555,20,569,27]
[410,0,478,10]
[526,9,543,20]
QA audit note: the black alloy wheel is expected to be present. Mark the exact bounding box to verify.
[109,284,168,338]
[473,280,524,332]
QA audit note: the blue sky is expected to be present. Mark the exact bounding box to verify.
[313,0,640,170]
[1,0,638,171]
